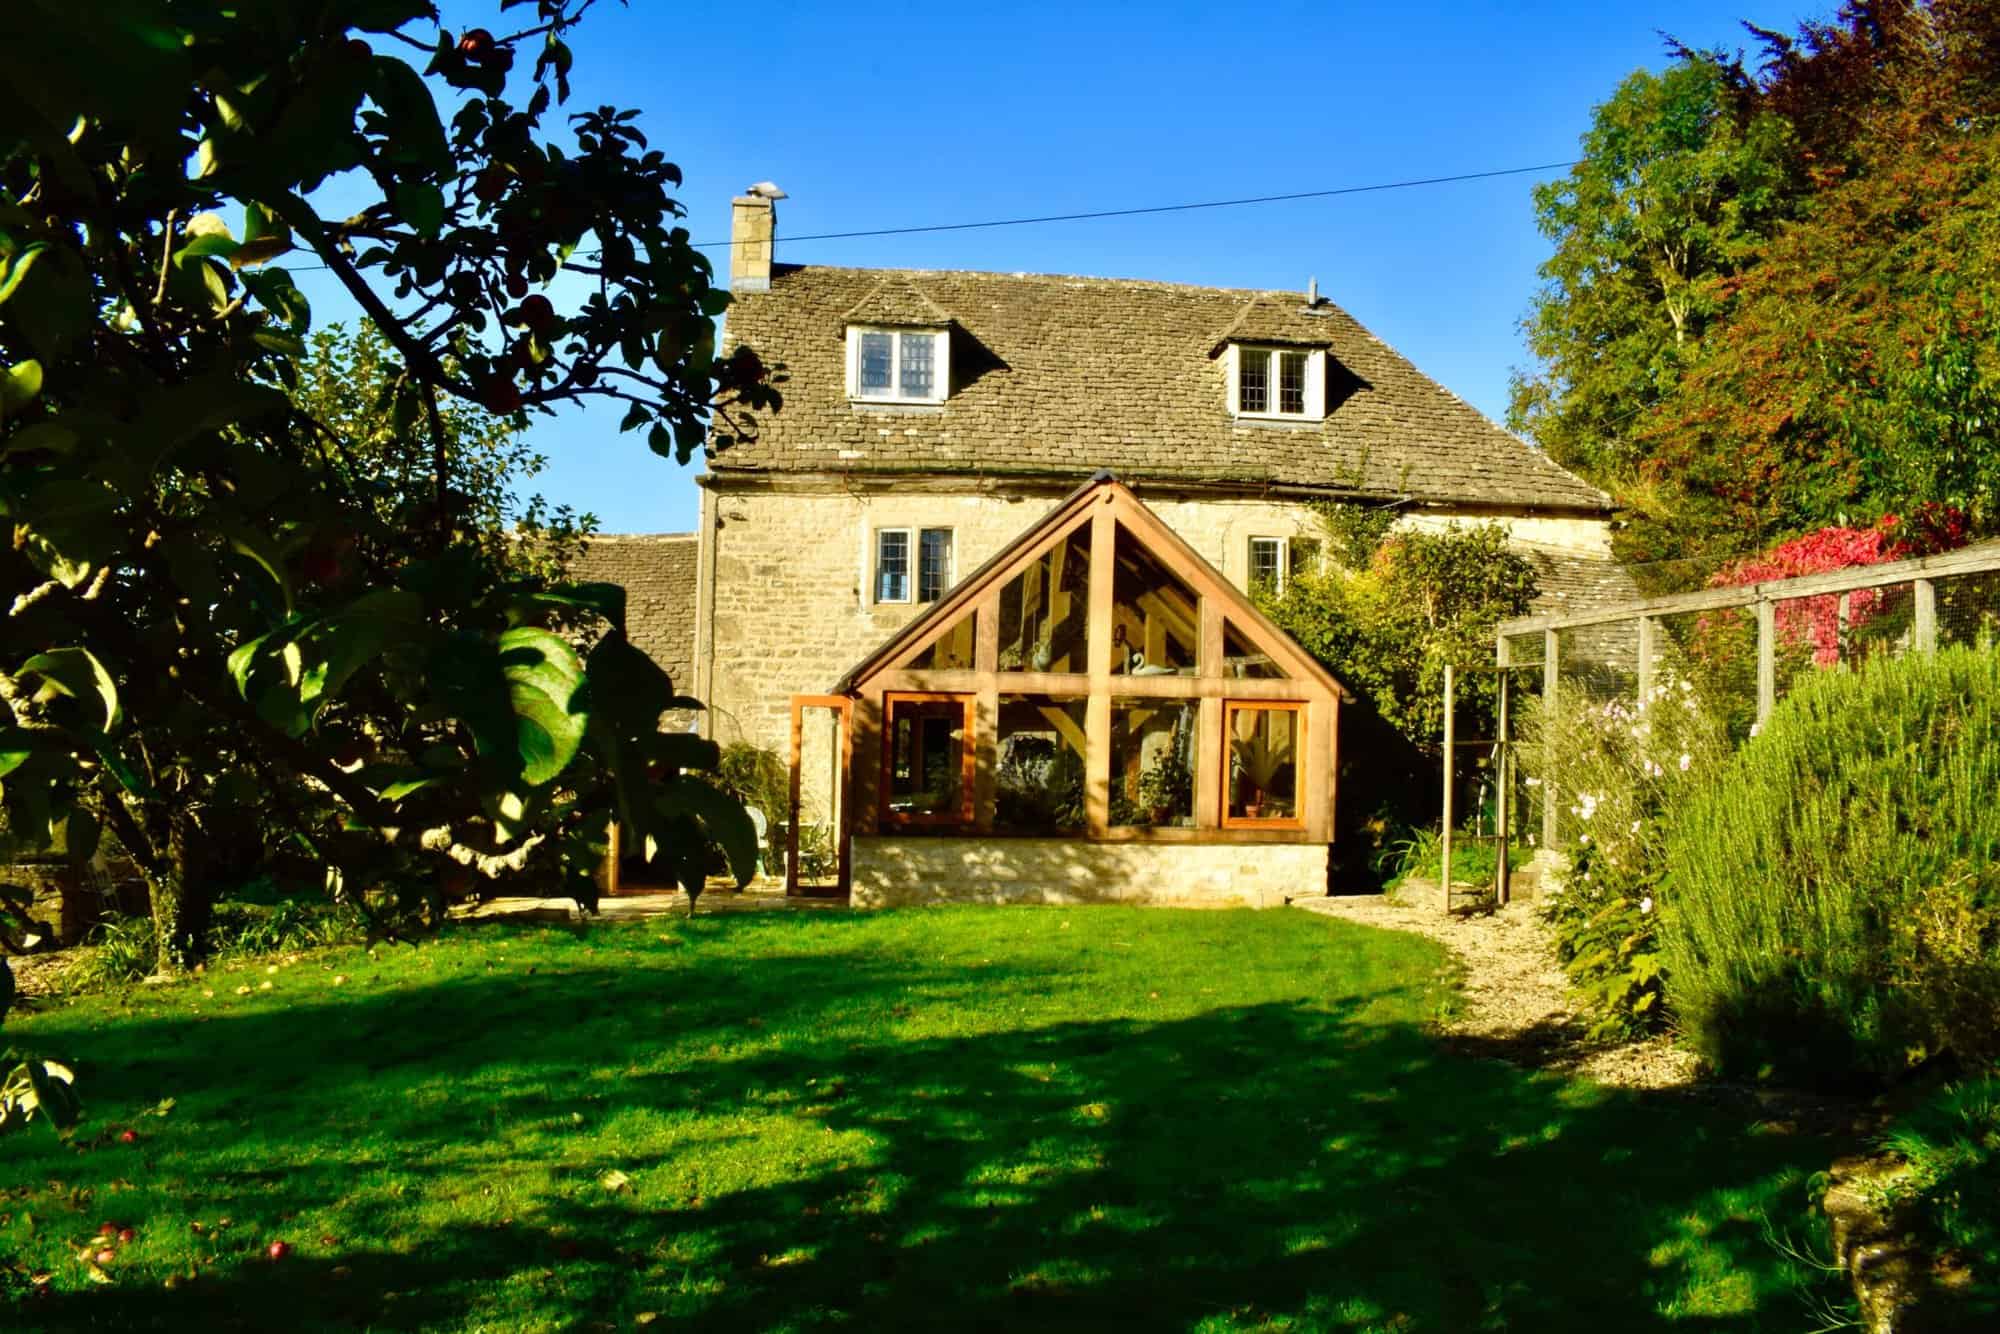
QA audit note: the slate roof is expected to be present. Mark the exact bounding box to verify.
[711,265,1611,513]
[571,533,698,694]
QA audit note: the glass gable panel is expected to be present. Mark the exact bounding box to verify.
[1223,621,1286,678]
[913,607,976,671]
[899,331,936,398]
[1228,704,1301,824]
[1237,348,1269,414]
[995,695,1087,834]
[1111,523,1197,676]
[858,331,894,396]
[998,522,1091,673]
[1111,698,1195,828]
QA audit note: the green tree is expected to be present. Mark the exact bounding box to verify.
[1259,517,1538,754]
[0,0,775,976]
[293,320,597,584]
[1509,56,1800,486]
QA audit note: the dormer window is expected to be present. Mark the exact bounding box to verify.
[1228,345,1326,421]
[847,326,949,404]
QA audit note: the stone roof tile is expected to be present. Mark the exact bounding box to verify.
[712,265,1611,512]
[571,534,698,694]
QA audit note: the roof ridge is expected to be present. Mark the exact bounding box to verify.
[774,261,1326,305]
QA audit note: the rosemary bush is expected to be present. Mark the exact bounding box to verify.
[1664,647,2000,1085]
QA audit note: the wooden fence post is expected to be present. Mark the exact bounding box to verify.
[1915,578,1938,653]
[1541,628,1559,853]
[1636,614,1655,710]
[1495,670,1511,908]
[1755,599,1776,727]
[1440,661,1455,914]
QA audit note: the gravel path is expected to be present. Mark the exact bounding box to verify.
[1293,889,1699,1091]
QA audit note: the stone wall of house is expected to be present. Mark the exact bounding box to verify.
[850,836,1327,909]
[698,481,1617,756]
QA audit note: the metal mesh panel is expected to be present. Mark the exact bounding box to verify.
[1937,571,2000,651]
[1653,607,1759,745]
[1556,621,1638,710]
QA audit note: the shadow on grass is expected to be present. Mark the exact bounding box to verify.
[14,913,1842,1331]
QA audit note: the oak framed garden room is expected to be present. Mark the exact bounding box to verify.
[786,474,1352,907]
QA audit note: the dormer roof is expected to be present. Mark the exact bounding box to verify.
[838,276,954,329]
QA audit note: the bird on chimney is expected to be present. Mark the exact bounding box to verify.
[744,181,787,200]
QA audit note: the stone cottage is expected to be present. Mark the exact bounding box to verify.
[582,190,1632,902]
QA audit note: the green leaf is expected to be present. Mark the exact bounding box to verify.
[0,732,28,779]
[222,523,295,615]
[395,180,446,239]
[657,776,758,888]
[1,421,77,457]
[240,268,311,331]
[499,627,586,786]
[17,647,119,731]
[497,581,625,632]
[581,632,675,737]
[176,233,240,264]
[1,360,43,413]
[129,375,289,477]
[0,242,48,306]
[298,589,424,714]
[367,56,452,175]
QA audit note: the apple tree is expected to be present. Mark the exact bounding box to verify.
[0,0,776,975]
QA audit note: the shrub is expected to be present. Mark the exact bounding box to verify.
[1663,647,2000,1085]
[1521,673,1731,1040]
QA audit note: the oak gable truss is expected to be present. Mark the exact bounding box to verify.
[825,473,1351,845]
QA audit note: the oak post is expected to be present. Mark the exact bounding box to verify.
[1756,599,1776,726]
[1441,661,1455,914]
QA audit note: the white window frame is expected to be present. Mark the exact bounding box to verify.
[1228,344,1327,421]
[1248,535,1319,594]
[846,326,950,405]
[874,525,954,605]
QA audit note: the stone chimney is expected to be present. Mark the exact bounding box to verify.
[730,194,775,293]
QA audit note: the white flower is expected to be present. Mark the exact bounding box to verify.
[1678,753,1692,772]
[1639,896,1654,915]
[1525,776,1541,788]
[1579,833,1591,845]
[1630,820,1641,834]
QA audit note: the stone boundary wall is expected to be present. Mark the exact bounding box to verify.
[851,836,1327,909]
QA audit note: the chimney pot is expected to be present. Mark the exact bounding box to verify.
[730,193,776,293]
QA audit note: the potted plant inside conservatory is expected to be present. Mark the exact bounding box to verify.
[1231,728,1294,821]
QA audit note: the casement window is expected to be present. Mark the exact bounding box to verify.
[1228,344,1327,420]
[847,326,949,404]
[1248,536,1321,594]
[875,527,954,604]
[1223,701,1305,828]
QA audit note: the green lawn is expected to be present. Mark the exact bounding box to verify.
[3,906,1844,1331]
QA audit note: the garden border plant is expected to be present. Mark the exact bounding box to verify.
[1663,646,2000,1086]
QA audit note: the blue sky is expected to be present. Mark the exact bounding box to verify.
[305,1,1809,533]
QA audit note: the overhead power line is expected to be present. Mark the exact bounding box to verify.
[278,159,1582,272]
[691,160,1582,248]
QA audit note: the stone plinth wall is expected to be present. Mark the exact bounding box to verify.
[851,836,1327,909]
